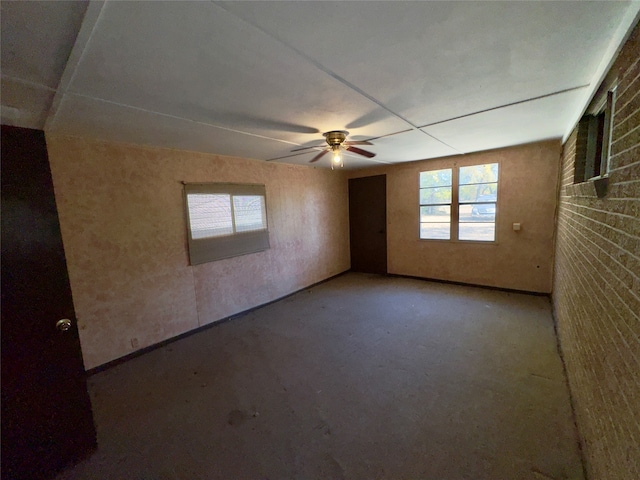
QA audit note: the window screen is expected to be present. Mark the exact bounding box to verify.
[184,183,269,265]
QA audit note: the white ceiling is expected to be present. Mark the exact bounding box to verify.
[2,1,639,169]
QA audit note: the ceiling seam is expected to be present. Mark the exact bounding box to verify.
[45,0,108,130]
[59,1,106,97]
[211,1,462,154]
[419,84,590,129]
[59,92,308,147]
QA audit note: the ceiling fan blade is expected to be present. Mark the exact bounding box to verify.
[344,140,373,146]
[346,146,376,158]
[291,144,324,152]
[309,150,329,163]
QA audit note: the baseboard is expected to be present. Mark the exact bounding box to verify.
[87,269,349,376]
[385,273,550,297]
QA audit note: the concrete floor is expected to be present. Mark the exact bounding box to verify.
[57,273,584,480]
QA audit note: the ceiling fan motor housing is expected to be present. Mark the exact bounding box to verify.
[324,130,349,147]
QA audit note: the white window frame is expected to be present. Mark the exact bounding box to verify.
[419,163,499,243]
[419,168,453,241]
[183,183,269,265]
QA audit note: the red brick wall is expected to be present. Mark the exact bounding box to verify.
[553,24,640,480]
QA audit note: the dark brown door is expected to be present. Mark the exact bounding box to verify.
[348,174,387,274]
[1,125,96,480]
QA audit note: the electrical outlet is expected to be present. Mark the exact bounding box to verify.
[131,337,139,349]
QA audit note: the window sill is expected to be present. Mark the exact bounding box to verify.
[419,238,499,245]
[566,175,608,199]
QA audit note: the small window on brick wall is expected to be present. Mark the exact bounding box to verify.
[575,87,616,182]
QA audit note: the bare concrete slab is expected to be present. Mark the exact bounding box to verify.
[57,273,584,479]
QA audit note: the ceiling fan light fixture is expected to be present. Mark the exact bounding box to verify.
[325,131,348,169]
[331,146,343,169]
[300,130,374,168]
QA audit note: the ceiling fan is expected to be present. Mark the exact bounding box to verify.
[292,130,376,168]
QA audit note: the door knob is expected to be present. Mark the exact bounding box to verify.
[56,319,72,332]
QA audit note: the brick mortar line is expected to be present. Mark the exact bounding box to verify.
[555,252,639,419]
[610,179,640,186]
[563,194,638,204]
[559,208,640,247]
[611,123,640,145]
[560,198,638,203]
[617,77,640,105]
[555,241,640,384]
[620,55,640,87]
[559,223,640,316]
[613,104,640,132]
[617,65,640,102]
[610,142,639,160]
[608,159,640,172]
[557,210,640,281]
[562,201,640,221]
[557,219,640,314]
[560,225,640,309]
[556,241,639,354]
[614,85,640,116]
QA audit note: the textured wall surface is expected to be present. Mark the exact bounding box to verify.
[46,136,350,369]
[350,140,561,293]
[553,25,639,480]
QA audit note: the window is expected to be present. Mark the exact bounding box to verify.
[575,86,616,182]
[458,163,498,241]
[184,183,269,265]
[419,168,452,240]
[419,163,499,242]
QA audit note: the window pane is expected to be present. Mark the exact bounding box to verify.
[420,169,452,188]
[469,203,496,222]
[420,205,451,222]
[187,194,233,239]
[420,223,451,240]
[459,203,496,222]
[459,222,495,241]
[459,183,497,203]
[459,163,498,185]
[420,186,452,204]
[233,195,267,232]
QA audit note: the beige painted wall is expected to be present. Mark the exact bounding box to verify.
[46,135,350,369]
[349,140,561,293]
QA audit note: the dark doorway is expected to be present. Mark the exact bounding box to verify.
[348,174,387,274]
[1,126,96,480]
